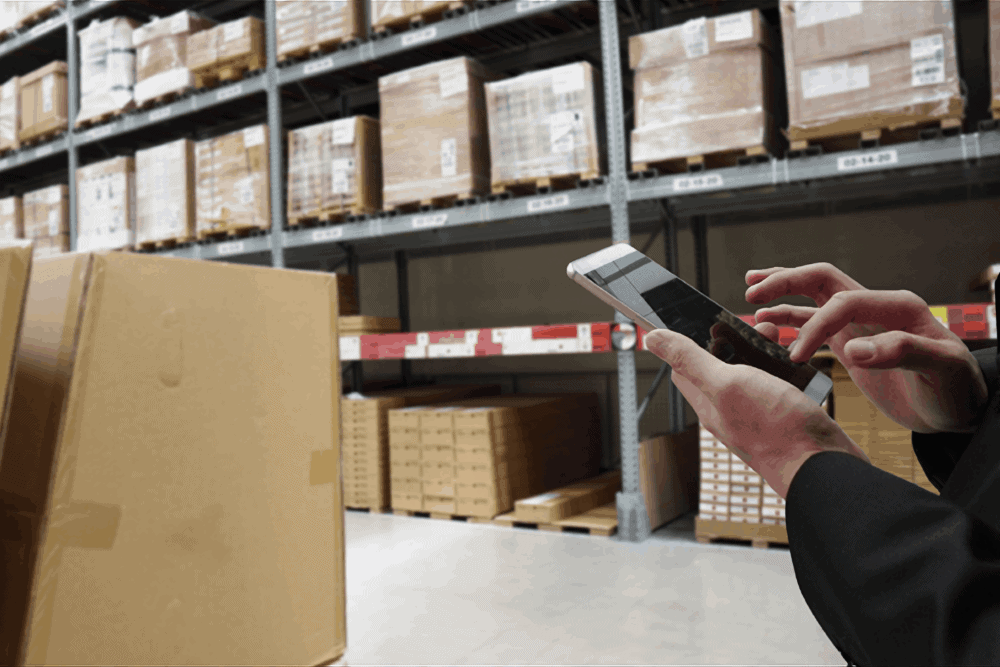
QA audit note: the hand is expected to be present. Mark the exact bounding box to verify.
[645,327,869,499]
[746,263,990,435]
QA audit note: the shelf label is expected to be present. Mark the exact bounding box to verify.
[217,84,244,102]
[411,213,447,229]
[527,193,570,213]
[87,125,112,141]
[672,173,723,193]
[161,252,175,258]
[339,336,361,361]
[216,241,245,256]
[401,27,436,47]
[517,0,559,11]
[304,57,335,75]
[35,144,53,157]
[149,107,172,122]
[311,227,344,242]
[837,149,898,172]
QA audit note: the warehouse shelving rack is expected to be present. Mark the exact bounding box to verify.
[1,0,998,542]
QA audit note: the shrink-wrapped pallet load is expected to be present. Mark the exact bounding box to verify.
[22,185,69,258]
[194,125,271,237]
[76,156,136,251]
[135,138,197,247]
[132,10,215,106]
[76,17,140,126]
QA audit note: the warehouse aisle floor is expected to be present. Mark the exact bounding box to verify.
[332,511,844,666]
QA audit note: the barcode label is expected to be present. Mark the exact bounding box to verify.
[527,193,570,213]
[411,214,447,229]
[682,17,708,59]
[672,173,723,193]
[216,241,245,256]
[311,227,344,242]
[150,107,172,122]
[837,149,898,172]
[304,57,335,75]
[911,34,945,87]
[217,84,244,102]
[401,27,436,47]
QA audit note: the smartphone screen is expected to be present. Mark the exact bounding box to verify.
[568,244,833,405]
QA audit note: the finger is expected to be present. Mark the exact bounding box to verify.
[745,262,864,306]
[644,328,729,398]
[790,290,926,363]
[844,330,969,374]
[745,267,786,287]
[754,304,818,329]
[753,321,781,343]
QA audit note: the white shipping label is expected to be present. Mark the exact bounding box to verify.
[331,118,355,145]
[42,74,54,114]
[439,65,468,98]
[237,179,255,206]
[801,62,870,100]
[793,1,862,29]
[551,64,585,95]
[224,20,245,42]
[242,126,266,148]
[331,158,354,194]
[48,187,62,204]
[715,11,754,42]
[911,34,945,87]
[0,199,12,215]
[682,17,708,59]
[549,110,581,154]
[441,138,457,177]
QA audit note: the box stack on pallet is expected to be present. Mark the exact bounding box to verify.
[275,0,363,62]
[341,385,501,512]
[371,0,473,35]
[194,124,271,239]
[629,9,779,173]
[19,62,68,145]
[0,75,18,154]
[132,10,215,108]
[187,16,265,89]
[135,139,197,250]
[23,184,69,258]
[0,196,22,241]
[76,17,140,128]
[76,156,137,252]
[0,0,63,38]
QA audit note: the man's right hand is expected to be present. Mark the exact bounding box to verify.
[744,262,990,435]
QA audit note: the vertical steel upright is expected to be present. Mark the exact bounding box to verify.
[265,0,285,269]
[67,6,79,250]
[599,0,650,542]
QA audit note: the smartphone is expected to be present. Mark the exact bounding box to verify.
[567,243,833,405]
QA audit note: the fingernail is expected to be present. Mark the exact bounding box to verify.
[850,340,876,361]
[645,330,668,350]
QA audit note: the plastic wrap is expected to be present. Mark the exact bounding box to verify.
[0,197,23,240]
[187,17,264,72]
[77,17,139,125]
[371,1,455,28]
[779,0,963,138]
[76,156,135,251]
[276,1,361,58]
[287,116,381,220]
[629,10,770,70]
[378,57,490,207]
[132,11,215,104]
[485,62,604,184]
[195,125,271,235]
[22,185,69,258]
[136,139,196,245]
[0,77,19,153]
[19,61,68,142]
[0,1,64,34]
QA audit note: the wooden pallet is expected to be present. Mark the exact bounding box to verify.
[19,127,65,147]
[694,517,788,549]
[372,0,472,36]
[15,1,63,31]
[193,54,265,90]
[75,106,131,130]
[491,171,600,197]
[136,90,188,111]
[493,503,618,537]
[384,192,479,214]
[197,224,269,241]
[288,204,372,228]
[633,145,770,177]
[135,237,193,252]
[787,117,963,158]
[391,509,495,525]
[277,36,363,64]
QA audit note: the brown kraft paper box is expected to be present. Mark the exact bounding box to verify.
[0,76,20,153]
[0,197,23,240]
[132,10,216,105]
[276,0,363,59]
[0,252,346,666]
[22,185,69,259]
[195,125,271,236]
[75,156,136,252]
[135,138,197,246]
[18,62,68,143]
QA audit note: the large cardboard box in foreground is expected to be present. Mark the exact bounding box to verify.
[0,253,346,666]
[0,242,32,444]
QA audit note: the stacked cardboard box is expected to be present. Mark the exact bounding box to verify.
[992,1,1000,118]
[194,124,271,236]
[135,138,197,246]
[515,471,620,523]
[485,62,605,186]
[76,17,140,126]
[276,0,363,59]
[0,252,346,665]
[0,196,22,240]
[640,428,699,529]
[697,426,771,526]
[187,16,265,83]
[23,185,68,258]
[341,385,500,510]
[379,57,491,208]
[76,156,136,251]
[779,0,962,142]
[0,1,64,35]
[287,116,382,222]
[0,243,31,453]
[371,1,468,31]
[629,9,776,168]
[19,62,68,143]
[389,394,602,517]
[132,10,215,106]
[0,76,19,153]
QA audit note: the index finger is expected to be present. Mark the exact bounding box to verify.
[745,262,865,307]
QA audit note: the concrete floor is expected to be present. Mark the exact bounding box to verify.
[333,511,845,666]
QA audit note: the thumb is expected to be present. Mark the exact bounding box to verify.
[844,331,963,373]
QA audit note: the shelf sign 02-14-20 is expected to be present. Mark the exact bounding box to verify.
[837,149,898,172]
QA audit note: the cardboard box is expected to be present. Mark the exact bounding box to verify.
[187,17,264,74]
[276,0,363,59]
[136,138,197,245]
[76,17,140,126]
[338,315,400,334]
[22,185,69,258]
[485,62,605,185]
[0,76,19,153]
[779,0,962,140]
[629,10,776,167]
[287,116,382,222]
[76,156,136,251]
[379,57,491,207]
[0,242,31,444]
[132,10,215,105]
[19,62,68,143]
[0,1,64,34]
[195,124,271,235]
[0,252,346,666]
[515,471,621,523]
[641,427,699,530]
[0,197,23,240]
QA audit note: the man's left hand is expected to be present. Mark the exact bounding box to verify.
[644,327,870,499]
